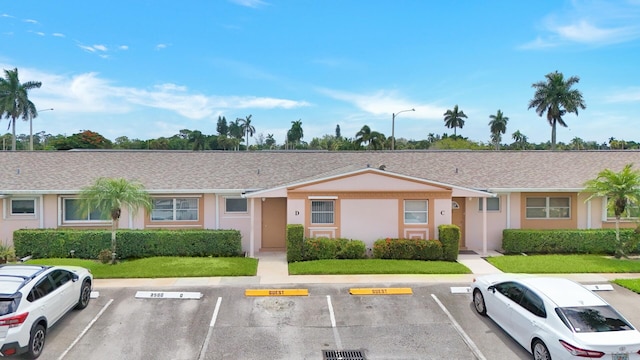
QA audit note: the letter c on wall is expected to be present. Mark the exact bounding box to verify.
[440,210,445,215]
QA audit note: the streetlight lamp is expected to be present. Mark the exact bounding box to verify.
[32,108,53,151]
[391,108,415,150]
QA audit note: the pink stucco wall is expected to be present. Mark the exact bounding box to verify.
[340,199,398,249]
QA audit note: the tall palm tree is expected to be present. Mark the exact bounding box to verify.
[355,125,372,148]
[583,164,640,258]
[443,105,467,136]
[79,177,152,263]
[528,71,586,150]
[288,119,303,148]
[265,133,276,149]
[488,110,509,150]
[238,114,255,151]
[0,68,42,151]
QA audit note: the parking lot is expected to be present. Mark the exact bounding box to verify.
[24,282,640,360]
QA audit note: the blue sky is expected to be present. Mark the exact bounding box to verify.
[1,0,640,146]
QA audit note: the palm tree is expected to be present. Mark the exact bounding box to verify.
[528,71,586,150]
[265,133,276,149]
[288,119,303,148]
[488,110,508,150]
[0,68,42,151]
[79,177,152,263]
[511,130,527,150]
[570,136,584,150]
[238,114,255,151]
[228,119,243,150]
[583,164,640,258]
[355,125,372,148]
[443,105,467,136]
[368,131,386,150]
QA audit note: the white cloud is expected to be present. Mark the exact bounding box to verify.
[229,0,268,8]
[155,43,168,50]
[24,19,38,24]
[93,44,107,51]
[605,88,640,103]
[119,45,128,50]
[521,2,640,49]
[317,88,445,119]
[52,33,65,37]
[1,14,14,18]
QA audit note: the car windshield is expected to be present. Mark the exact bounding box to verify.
[557,305,634,333]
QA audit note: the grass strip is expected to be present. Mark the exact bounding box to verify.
[486,254,640,273]
[288,259,471,275]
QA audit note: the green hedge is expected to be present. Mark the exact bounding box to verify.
[286,224,305,262]
[303,238,366,260]
[13,229,242,259]
[438,225,460,261]
[372,238,443,260]
[502,229,639,255]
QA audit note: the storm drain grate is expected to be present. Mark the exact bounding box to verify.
[322,349,366,360]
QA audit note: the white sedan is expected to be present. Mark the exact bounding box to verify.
[471,274,640,360]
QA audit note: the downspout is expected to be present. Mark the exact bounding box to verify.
[506,193,511,229]
[215,194,219,229]
[482,197,487,256]
[250,197,255,258]
[39,195,44,229]
[586,199,592,229]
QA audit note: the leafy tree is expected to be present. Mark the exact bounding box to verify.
[443,105,467,136]
[369,131,386,150]
[0,68,42,151]
[335,124,341,139]
[583,164,640,258]
[188,130,205,150]
[287,119,304,149]
[79,177,152,263]
[528,71,586,150]
[488,110,508,150]
[216,116,228,136]
[570,137,584,150]
[238,114,255,151]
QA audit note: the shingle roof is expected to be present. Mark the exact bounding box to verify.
[1,150,639,193]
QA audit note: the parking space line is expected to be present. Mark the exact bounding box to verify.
[431,294,487,360]
[198,296,222,360]
[326,295,342,349]
[57,298,114,360]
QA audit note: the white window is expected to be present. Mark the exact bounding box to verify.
[151,198,199,221]
[404,200,428,224]
[526,197,570,219]
[225,198,247,213]
[478,197,500,211]
[63,198,109,222]
[311,200,334,224]
[11,199,35,215]
[606,198,640,219]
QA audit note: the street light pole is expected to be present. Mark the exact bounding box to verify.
[32,108,53,151]
[391,108,415,150]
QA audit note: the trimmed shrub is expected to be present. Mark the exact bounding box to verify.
[13,229,242,259]
[302,238,367,260]
[286,224,305,262]
[372,238,443,260]
[502,229,638,255]
[438,225,460,261]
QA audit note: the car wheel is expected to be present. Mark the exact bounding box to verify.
[28,324,46,359]
[532,339,552,360]
[75,280,91,310]
[473,289,487,316]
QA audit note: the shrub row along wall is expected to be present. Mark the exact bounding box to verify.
[286,224,460,262]
[13,229,242,259]
[502,229,639,255]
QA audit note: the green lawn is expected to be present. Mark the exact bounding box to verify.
[288,259,471,275]
[26,257,258,278]
[613,279,640,294]
[486,254,640,273]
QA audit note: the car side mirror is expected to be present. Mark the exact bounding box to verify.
[71,273,79,282]
[488,285,496,293]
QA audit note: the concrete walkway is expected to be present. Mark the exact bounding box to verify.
[92,251,630,288]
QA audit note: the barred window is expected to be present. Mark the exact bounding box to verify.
[311,200,334,224]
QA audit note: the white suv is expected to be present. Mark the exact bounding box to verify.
[0,264,93,359]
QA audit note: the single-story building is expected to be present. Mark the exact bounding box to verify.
[1,150,638,256]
